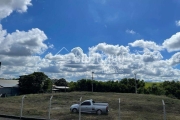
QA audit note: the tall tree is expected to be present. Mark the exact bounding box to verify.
[54,78,67,86]
[19,72,51,94]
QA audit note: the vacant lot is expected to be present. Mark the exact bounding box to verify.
[0,92,180,120]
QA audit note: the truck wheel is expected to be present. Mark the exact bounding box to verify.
[72,108,78,113]
[96,110,102,115]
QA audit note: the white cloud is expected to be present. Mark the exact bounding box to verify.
[0,0,49,78]
[0,0,47,56]
[142,49,163,62]
[1,42,180,81]
[31,43,178,81]
[0,55,42,76]
[0,0,32,19]
[175,20,180,26]
[0,0,180,81]
[71,47,84,57]
[163,32,180,52]
[126,29,136,34]
[89,43,129,55]
[129,39,163,51]
[169,52,180,66]
[0,55,41,67]
[0,26,48,56]
[48,44,54,49]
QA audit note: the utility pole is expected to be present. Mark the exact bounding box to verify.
[134,73,137,94]
[92,72,94,92]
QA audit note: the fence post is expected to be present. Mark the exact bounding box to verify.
[20,95,26,119]
[162,100,166,120]
[48,95,53,120]
[119,98,121,120]
[79,97,82,120]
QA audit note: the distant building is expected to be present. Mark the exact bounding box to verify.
[52,85,69,92]
[0,80,19,97]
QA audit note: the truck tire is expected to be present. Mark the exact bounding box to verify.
[72,108,78,113]
[96,110,102,115]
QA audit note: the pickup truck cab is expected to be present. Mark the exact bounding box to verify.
[70,99,109,115]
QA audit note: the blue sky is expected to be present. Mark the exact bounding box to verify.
[1,0,180,81]
[1,0,180,54]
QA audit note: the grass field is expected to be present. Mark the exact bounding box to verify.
[0,92,180,120]
[145,82,162,88]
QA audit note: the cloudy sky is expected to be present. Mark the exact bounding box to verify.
[1,0,180,82]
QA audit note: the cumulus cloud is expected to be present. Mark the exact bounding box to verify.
[32,42,179,81]
[0,55,41,66]
[163,32,180,52]
[1,41,180,81]
[0,0,32,19]
[1,0,180,81]
[175,20,180,26]
[0,55,42,76]
[126,29,136,34]
[129,39,163,51]
[71,47,84,57]
[89,43,129,55]
[0,0,50,78]
[41,42,180,81]
[169,52,180,66]
[142,49,163,62]
[0,26,48,56]
[40,65,61,73]
[0,1,47,57]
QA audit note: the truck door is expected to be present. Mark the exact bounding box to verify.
[81,101,91,113]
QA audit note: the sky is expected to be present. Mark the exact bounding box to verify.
[1,0,180,82]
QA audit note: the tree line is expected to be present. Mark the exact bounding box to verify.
[18,72,180,99]
[68,79,180,99]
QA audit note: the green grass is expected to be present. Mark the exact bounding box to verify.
[145,82,162,88]
[0,92,180,120]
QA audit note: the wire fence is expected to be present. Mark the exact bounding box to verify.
[0,92,179,120]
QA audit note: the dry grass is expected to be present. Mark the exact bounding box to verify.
[0,92,180,120]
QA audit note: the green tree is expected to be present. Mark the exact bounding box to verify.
[43,79,53,92]
[19,72,50,94]
[55,78,67,86]
[68,81,77,91]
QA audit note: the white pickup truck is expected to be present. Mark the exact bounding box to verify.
[70,99,109,115]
